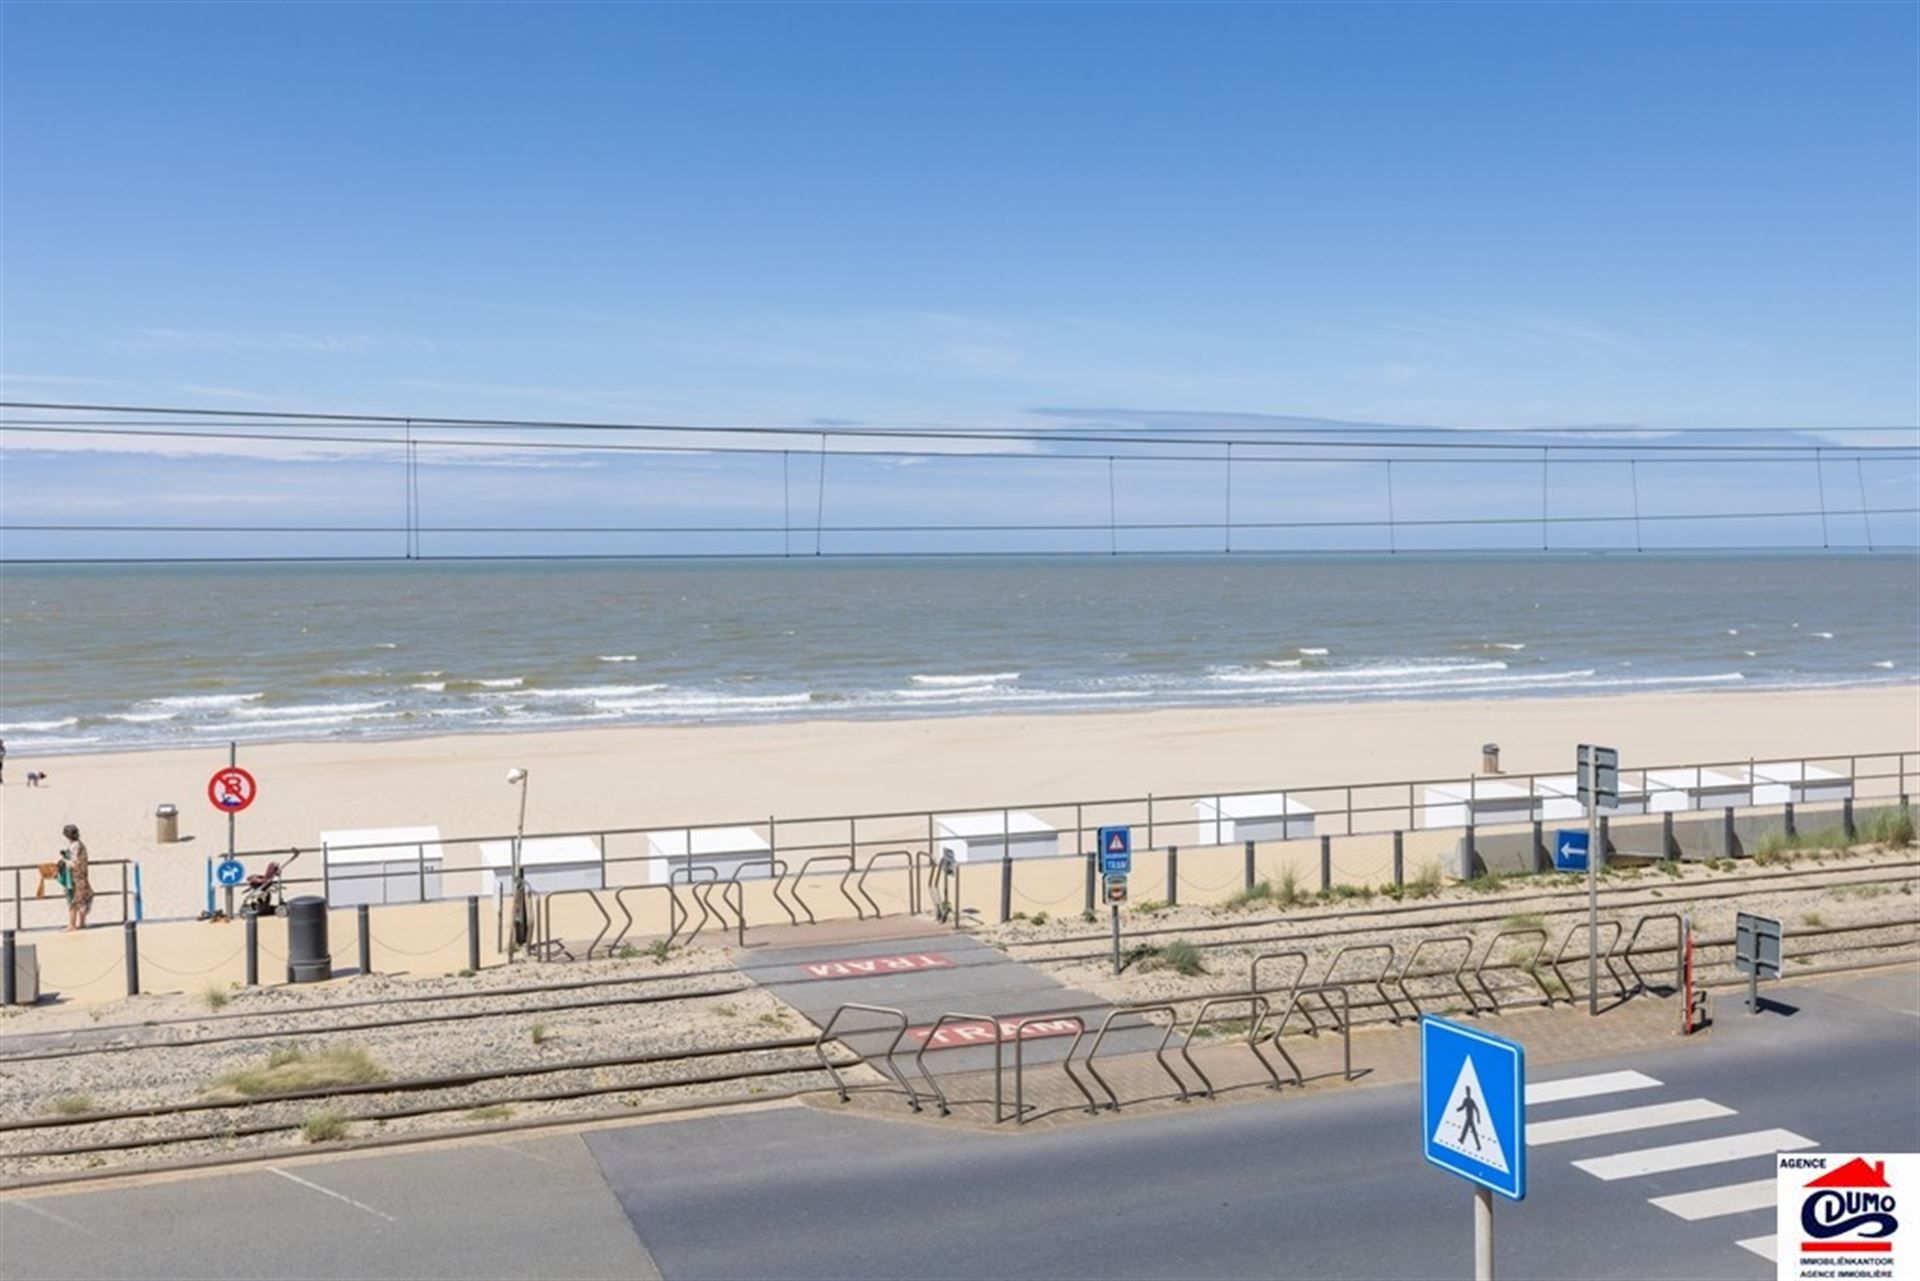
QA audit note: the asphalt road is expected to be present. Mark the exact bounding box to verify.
[4,969,1915,1281]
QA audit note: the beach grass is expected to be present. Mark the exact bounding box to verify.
[301,1109,350,1143]
[213,1045,385,1097]
[45,1094,95,1117]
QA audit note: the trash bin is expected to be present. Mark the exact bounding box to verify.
[285,896,333,983]
[155,804,179,844]
[1482,742,1501,774]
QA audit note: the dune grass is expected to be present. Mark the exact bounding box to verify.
[212,1045,386,1097]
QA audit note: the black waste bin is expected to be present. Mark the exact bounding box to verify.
[285,896,333,983]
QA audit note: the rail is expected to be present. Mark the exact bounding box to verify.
[1180,995,1280,1099]
[2,859,137,932]
[1255,984,1356,1088]
[815,1003,914,1107]
[1393,935,1477,1018]
[1078,1004,1189,1112]
[912,1011,1002,1118]
[1011,1014,1087,1125]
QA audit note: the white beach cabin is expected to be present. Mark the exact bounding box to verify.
[1417,781,1536,830]
[644,826,775,886]
[934,811,1058,863]
[1533,774,1649,821]
[1744,762,1854,806]
[479,835,603,896]
[1645,768,1751,814]
[319,826,445,907]
[1192,793,1316,845]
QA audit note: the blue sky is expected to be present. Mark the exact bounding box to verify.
[2,3,1915,557]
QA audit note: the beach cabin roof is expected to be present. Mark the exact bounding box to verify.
[645,826,771,858]
[478,835,602,869]
[319,826,445,866]
[1645,768,1748,793]
[1193,792,1314,818]
[1420,780,1535,804]
[934,811,1055,839]
[1746,761,1848,785]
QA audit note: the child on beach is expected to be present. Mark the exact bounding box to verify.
[61,824,93,930]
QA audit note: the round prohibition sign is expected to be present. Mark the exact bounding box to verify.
[208,766,258,813]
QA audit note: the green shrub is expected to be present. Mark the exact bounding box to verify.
[213,1046,385,1097]
[46,1094,94,1116]
[1863,807,1916,848]
[202,985,230,1011]
[1030,911,1049,926]
[1134,898,1171,915]
[302,1109,350,1143]
[464,1104,513,1122]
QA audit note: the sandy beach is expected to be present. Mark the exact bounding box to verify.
[1,683,1913,924]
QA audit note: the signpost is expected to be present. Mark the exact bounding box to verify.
[1098,827,1131,973]
[1733,911,1783,1015]
[1552,829,1589,872]
[216,859,246,889]
[208,752,257,919]
[1576,744,1619,1016]
[1422,1016,1527,1281]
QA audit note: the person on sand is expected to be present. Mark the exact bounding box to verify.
[61,824,92,930]
[0,737,7,784]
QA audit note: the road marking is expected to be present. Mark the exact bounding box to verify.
[1528,1098,1736,1146]
[4,1199,79,1229]
[1573,1128,1814,1180]
[267,1167,397,1223]
[486,1139,568,1168]
[1525,1070,1663,1106]
[1735,1235,1777,1262]
[1647,1178,1776,1221]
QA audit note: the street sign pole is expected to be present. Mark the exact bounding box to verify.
[225,742,238,920]
[1475,1185,1494,1281]
[1586,785,1598,1017]
[1111,902,1121,975]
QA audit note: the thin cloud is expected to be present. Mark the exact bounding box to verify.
[127,329,439,354]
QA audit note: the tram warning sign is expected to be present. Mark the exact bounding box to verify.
[208,767,258,813]
[1098,826,1132,876]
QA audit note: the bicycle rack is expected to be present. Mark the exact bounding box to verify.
[1011,1014,1087,1125]
[854,849,918,919]
[1254,983,1355,1088]
[1618,912,1685,997]
[721,857,794,946]
[1321,942,1401,1025]
[600,886,640,958]
[666,866,722,947]
[1080,1004,1189,1112]
[1393,935,1476,1019]
[1550,919,1626,1004]
[1471,927,1551,1012]
[789,854,865,924]
[1180,995,1280,1099]
[536,888,612,963]
[913,1011,1003,1118]
[815,1003,915,1108]
[932,853,958,924]
[1248,949,1314,1031]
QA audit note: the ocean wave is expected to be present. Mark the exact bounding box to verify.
[518,683,667,700]
[233,700,393,719]
[193,710,406,733]
[410,681,447,692]
[1873,660,1896,669]
[1264,659,1303,668]
[1297,647,1330,657]
[145,692,265,709]
[5,734,102,750]
[443,677,525,691]
[106,711,178,724]
[1489,642,1526,651]
[591,691,814,714]
[1211,660,1508,684]
[0,717,80,732]
[1813,631,1835,639]
[598,655,638,663]
[909,672,1020,686]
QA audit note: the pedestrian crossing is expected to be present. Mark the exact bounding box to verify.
[1525,1067,1807,1272]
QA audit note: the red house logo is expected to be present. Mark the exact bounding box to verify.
[1800,1157,1899,1254]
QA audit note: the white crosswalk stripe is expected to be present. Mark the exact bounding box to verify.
[1574,1127,1814,1180]
[1525,1070,1663,1106]
[1735,1235,1777,1263]
[1647,1178,1776,1221]
[1528,1099,1735,1146]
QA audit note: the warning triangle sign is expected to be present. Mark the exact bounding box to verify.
[1107,833,1126,852]
[1431,1054,1508,1173]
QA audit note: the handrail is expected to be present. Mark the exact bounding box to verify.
[1618,912,1685,997]
[1180,995,1278,1099]
[1321,942,1401,1025]
[1393,935,1476,1019]
[1012,1014,1087,1125]
[1082,1004,1188,1111]
[1255,983,1355,1087]
[912,1011,1003,1118]
[854,848,918,919]
[1471,927,1551,1012]
[815,1003,914,1107]
[1550,919,1625,1003]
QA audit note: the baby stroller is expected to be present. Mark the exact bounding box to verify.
[240,850,301,917]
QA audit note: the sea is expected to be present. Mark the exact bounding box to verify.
[0,553,1913,756]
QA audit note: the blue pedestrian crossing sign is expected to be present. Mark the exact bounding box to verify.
[1097,826,1132,876]
[1553,828,1589,872]
[215,859,247,887]
[1421,1016,1526,1200]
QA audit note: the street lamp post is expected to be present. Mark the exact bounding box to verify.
[507,767,529,960]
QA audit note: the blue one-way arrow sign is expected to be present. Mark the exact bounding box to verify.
[1554,829,1589,872]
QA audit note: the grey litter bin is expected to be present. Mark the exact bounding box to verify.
[285,896,333,983]
[155,804,179,844]
[1482,742,1501,774]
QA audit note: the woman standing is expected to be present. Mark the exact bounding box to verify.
[62,824,92,931]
